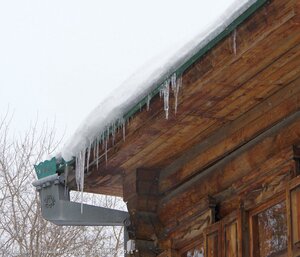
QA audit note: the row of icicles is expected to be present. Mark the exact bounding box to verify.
[73,72,183,213]
[73,27,237,213]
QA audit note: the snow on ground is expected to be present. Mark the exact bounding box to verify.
[60,0,257,162]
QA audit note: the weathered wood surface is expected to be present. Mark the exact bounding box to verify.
[169,209,214,250]
[57,0,300,254]
[160,77,300,193]
[118,0,300,172]
[80,0,300,197]
[286,176,300,256]
[123,168,163,255]
[158,111,300,230]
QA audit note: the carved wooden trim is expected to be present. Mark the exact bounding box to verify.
[293,145,300,176]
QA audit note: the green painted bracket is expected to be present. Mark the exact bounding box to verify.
[34,157,57,179]
[34,157,75,179]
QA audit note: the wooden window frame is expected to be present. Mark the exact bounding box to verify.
[178,236,204,257]
[178,207,215,257]
[249,193,287,257]
[286,175,300,256]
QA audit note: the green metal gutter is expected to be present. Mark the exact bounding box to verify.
[35,0,268,176]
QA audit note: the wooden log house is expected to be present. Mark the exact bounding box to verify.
[60,0,300,256]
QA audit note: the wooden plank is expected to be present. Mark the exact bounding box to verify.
[158,111,300,226]
[160,77,300,193]
[161,147,292,232]
[86,0,299,177]
[286,176,300,256]
[213,42,300,120]
[204,222,221,257]
[168,209,214,250]
[222,159,292,216]
[81,0,300,198]
[183,0,297,97]
[120,116,215,170]
[222,212,239,257]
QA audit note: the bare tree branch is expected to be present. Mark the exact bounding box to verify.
[0,114,125,257]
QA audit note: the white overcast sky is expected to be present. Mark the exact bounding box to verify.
[0,0,236,142]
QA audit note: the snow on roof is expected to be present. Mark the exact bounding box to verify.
[60,0,261,162]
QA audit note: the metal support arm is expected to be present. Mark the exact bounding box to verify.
[32,174,130,227]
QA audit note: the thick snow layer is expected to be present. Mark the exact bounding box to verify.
[61,0,257,161]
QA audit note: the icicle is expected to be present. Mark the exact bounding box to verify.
[105,139,108,165]
[75,150,85,214]
[75,154,80,191]
[101,133,105,150]
[112,123,116,146]
[80,187,84,214]
[146,94,151,111]
[159,87,163,98]
[139,103,142,112]
[177,75,182,89]
[106,126,110,141]
[96,140,99,169]
[171,73,177,90]
[174,74,183,114]
[86,142,91,172]
[171,73,179,114]
[122,118,126,142]
[93,141,96,161]
[162,79,170,119]
[64,163,68,197]
[81,150,85,214]
[233,29,237,55]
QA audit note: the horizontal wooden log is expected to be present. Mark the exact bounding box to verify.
[160,77,300,193]
[83,0,300,193]
[162,147,293,234]
[218,159,293,217]
[158,111,300,226]
[169,209,213,250]
[120,1,300,172]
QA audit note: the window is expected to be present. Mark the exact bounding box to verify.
[250,195,288,257]
[180,238,204,257]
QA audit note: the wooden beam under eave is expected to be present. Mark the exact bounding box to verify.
[87,0,297,175]
[158,110,300,227]
[159,76,300,194]
[118,0,300,173]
